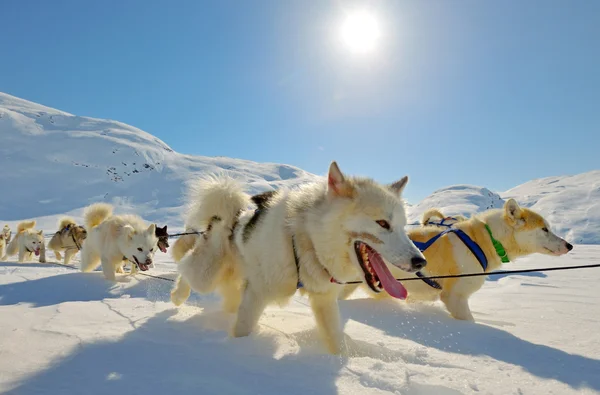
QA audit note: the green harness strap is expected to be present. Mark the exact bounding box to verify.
[484,224,510,263]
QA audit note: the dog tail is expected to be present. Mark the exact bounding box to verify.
[17,220,36,233]
[57,216,77,231]
[84,203,113,230]
[185,175,249,232]
[421,208,446,226]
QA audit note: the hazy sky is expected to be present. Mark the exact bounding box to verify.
[2,0,598,202]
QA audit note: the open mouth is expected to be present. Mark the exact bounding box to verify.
[159,243,168,253]
[354,241,407,300]
[132,256,150,271]
[34,248,40,256]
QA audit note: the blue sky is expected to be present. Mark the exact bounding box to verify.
[2,0,598,202]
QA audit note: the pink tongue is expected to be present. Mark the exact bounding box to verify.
[160,246,167,253]
[367,249,408,300]
[35,249,40,256]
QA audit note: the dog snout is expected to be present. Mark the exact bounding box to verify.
[145,258,153,265]
[410,256,427,270]
[566,242,573,251]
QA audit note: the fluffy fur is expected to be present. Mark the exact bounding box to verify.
[47,217,88,265]
[171,162,426,354]
[0,233,6,260]
[421,208,467,227]
[345,199,573,321]
[2,220,46,263]
[79,203,158,281]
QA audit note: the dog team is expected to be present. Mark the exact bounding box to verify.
[0,161,573,354]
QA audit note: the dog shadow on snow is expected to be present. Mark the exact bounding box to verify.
[4,307,346,395]
[338,297,600,392]
[0,263,179,307]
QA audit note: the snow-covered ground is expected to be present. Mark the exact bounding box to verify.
[1,244,598,395]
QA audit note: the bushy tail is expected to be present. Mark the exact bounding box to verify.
[421,208,446,226]
[17,220,36,233]
[84,203,113,229]
[185,175,249,232]
[57,216,77,231]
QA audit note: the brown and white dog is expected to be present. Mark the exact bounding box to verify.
[343,199,573,321]
[47,217,88,265]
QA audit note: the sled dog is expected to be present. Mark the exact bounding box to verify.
[2,221,46,263]
[47,217,88,265]
[171,162,426,354]
[344,199,573,321]
[79,203,158,281]
[421,208,467,228]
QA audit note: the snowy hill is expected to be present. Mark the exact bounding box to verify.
[0,92,316,230]
[407,185,505,224]
[502,171,600,244]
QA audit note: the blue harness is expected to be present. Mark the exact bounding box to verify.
[412,228,488,290]
[427,217,459,228]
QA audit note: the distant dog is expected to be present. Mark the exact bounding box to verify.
[0,233,6,260]
[79,203,158,281]
[2,224,11,244]
[171,162,426,354]
[421,208,467,228]
[155,225,169,253]
[344,199,573,321]
[47,217,88,265]
[2,221,46,263]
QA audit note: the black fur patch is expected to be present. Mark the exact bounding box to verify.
[243,191,277,243]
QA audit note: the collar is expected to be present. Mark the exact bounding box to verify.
[484,224,510,263]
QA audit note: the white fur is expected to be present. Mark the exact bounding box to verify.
[2,221,46,263]
[79,203,158,281]
[171,162,425,354]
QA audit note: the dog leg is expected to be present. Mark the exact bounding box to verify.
[39,243,46,263]
[80,247,101,273]
[18,247,25,263]
[219,278,242,314]
[64,249,77,265]
[232,283,266,338]
[441,291,474,321]
[54,250,62,261]
[309,291,344,354]
[170,275,192,306]
[100,256,118,281]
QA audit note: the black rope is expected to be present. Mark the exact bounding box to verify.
[341,263,600,285]
[167,231,204,239]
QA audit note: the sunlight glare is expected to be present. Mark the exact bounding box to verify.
[340,11,382,54]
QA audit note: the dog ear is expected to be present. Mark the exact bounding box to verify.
[504,199,523,225]
[122,225,135,239]
[389,176,409,196]
[327,161,354,198]
[147,223,156,235]
[38,230,43,235]
[162,225,167,232]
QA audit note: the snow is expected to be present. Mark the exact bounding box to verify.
[1,245,599,394]
[1,92,600,394]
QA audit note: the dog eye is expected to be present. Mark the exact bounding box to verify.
[376,220,391,230]
[150,248,153,252]
[137,247,143,252]
[542,227,549,233]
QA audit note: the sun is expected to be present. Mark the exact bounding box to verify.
[340,11,382,54]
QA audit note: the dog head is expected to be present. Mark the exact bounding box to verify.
[315,162,426,299]
[24,230,45,257]
[120,223,158,271]
[2,225,10,237]
[155,225,169,253]
[71,225,88,244]
[0,234,4,246]
[503,199,573,256]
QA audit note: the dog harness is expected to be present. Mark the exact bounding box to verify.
[411,225,510,290]
[426,216,460,228]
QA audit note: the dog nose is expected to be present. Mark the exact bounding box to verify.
[566,242,573,251]
[411,256,427,270]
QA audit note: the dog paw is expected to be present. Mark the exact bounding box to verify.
[170,291,187,306]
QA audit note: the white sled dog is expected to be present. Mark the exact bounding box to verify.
[421,208,467,228]
[343,199,573,321]
[2,224,11,244]
[171,161,427,354]
[47,217,88,265]
[79,203,158,281]
[2,221,46,263]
